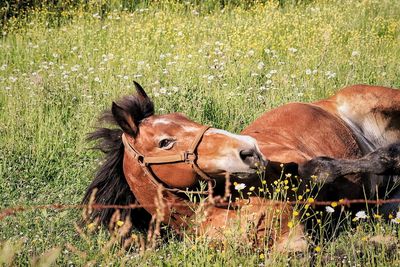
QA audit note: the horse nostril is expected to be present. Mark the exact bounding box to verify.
[239,149,260,167]
[240,149,256,162]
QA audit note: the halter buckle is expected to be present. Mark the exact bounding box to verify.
[136,155,146,166]
[184,151,197,163]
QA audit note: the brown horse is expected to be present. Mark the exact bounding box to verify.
[83,83,400,251]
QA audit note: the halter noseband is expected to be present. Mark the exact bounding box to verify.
[121,126,212,194]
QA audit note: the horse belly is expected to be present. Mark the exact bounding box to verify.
[242,102,362,164]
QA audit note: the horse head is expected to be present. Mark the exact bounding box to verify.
[113,82,266,189]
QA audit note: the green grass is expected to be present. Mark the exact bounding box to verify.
[1,0,400,265]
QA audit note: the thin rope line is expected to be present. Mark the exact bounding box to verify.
[2,198,400,221]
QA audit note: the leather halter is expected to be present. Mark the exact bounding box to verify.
[121,126,212,194]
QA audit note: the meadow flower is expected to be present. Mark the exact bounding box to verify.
[305,69,312,75]
[234,183,246,191]
[116,220,124,227]
[288,47,298,53]
[87,223,95,231]
[390,212,400,224]
[71,65,80,72]
[325,206,335,213]
[269,69,278,75]
[354,210,368,220]
[373,214,382,220]
[325,71,336,79]
[351,50,360,57]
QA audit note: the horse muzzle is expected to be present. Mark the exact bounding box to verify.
[239,148,268,169]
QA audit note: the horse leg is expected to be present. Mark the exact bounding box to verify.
[299,142,400,183]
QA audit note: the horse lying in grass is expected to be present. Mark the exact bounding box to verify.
[83,82,400,251]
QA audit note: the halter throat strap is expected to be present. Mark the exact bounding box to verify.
[121,126,212,187]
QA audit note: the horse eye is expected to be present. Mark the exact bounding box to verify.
[158,139,175,149]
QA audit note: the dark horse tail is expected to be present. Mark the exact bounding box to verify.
[82,126,151,231]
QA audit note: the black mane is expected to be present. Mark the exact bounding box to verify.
[82,91,154,230]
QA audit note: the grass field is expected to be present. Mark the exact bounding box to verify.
[1,0,400,265]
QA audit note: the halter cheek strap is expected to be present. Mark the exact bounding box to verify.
[121,126,212,193]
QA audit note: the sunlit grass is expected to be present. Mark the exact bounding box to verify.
[1,0,400,265]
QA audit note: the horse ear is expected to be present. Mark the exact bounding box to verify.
[111,102,137,136]
[133,81,149,100]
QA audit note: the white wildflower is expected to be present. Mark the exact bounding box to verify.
[269,69,277,75]
[325,71,336,79]
[235,183,246,191]
[354,210,368,220]
[391,211,400,224]
[325,206,335,213]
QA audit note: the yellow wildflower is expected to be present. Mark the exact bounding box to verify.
[87,223,95,231]
[373,214,382,220]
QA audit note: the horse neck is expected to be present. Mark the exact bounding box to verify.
[122,153,195,231]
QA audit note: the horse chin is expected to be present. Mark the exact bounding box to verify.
[205,169,260,182]
[231,171,259,180]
